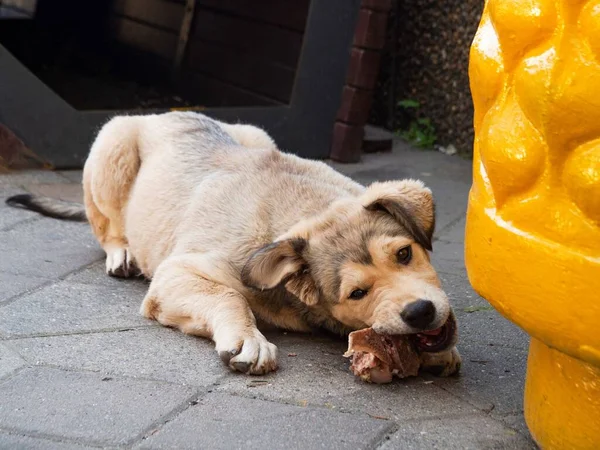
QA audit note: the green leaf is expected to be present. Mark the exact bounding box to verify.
[398,99,420,109]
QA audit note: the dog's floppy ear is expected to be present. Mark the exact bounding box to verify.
[362,180,435,251]
[284,271,320,306]
[242,239,307,290]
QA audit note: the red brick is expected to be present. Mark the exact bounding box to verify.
[353,8,388,49]
[346,48,382,89]
[336,85,374,125]
[330,122,364,163]
[361,0,392,12]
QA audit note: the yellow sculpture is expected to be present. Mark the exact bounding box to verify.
[467,1,600,448]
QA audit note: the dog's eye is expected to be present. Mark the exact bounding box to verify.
[397,246,412,265]
[348,289,368,300]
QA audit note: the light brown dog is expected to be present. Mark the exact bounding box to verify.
[7,112,461,376]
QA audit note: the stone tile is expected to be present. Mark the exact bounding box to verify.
[422,258,529,417]
[0,432,94,450]
[439,271,482,312]
[429,343,528,415]
[495,412,531,438]
[0,170,69,187]
[0,217,103,278]
[0,367,196,446]
[431,240,466,275]
[429,185,469,236]
[65,260,149,292]
[379,414,536,449]
[216,332,479,421]
[12,327,223,387]
[137,392,393,450]
[0,272,51,305]
[456,310,529,352]
[435,216,466,243]
[57,170,83,184]
[25,183,83,203]
[0,343,26,380]
[0,281,152,337]
[0,186,38,230]
[438,271,529,351]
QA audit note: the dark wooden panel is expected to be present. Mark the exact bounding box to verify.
[179,71,281,107]
[191,8,303,68]
[112,0,184,31]
[108,16,177,60]
[0,0,361,167]
[195,0,310,32]
[185,40,296,102]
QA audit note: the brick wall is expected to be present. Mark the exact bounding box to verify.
[330,0,391,163]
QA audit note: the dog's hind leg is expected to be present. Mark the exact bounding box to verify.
[140,254,278,375]
[83,116,142,278]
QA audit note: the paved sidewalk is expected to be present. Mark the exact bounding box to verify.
[0,141,536,449]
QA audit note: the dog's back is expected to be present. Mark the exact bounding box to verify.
[108,112,361,278]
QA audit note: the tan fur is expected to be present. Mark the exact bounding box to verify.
[332,235,448,334]
[81,111,460,375]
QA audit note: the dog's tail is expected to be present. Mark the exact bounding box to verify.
[5,194,87,222]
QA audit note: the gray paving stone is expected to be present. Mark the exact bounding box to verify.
[431,240,466,275]
[137,392,393,450]
[0,175,81,229]
[429,185,470,236]
[379,414,535,449]
[0,150,536,450]
[495,412,532,438]
[0,217,103,278]
[0,432,94,450]
[0,281,152,337]
[12,327,223,387]
[0,343,26,380]
[0,272,51,305]
[0,170,69,187]
[57,170,83,183]
[216,332,479,421]
[435,271,529,415]
[429,343,528,415]
[0,186,38,230]
[438,272,529,351]
[435,216,466,243]
[0,367,196,446]
[65,260,149,292]
[25,183,83,203]
[456,310,529,352]
[439,271,483,311]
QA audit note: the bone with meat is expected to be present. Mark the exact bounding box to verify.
[344,328,421,383]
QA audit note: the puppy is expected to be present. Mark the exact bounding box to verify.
[6,112,461,376]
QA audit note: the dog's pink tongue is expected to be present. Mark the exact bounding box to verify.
[419,327,443,336]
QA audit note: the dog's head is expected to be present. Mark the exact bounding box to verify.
[241,179,453,340]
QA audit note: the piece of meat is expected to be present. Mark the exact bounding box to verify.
[344,328,420,383]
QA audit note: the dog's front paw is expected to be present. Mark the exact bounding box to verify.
[217,331,278,375]
[105,245,140,278]
[420,347,462,377]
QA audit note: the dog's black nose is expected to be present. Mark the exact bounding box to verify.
[401,299,436,329]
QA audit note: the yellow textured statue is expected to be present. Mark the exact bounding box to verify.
[467,0,600,448]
